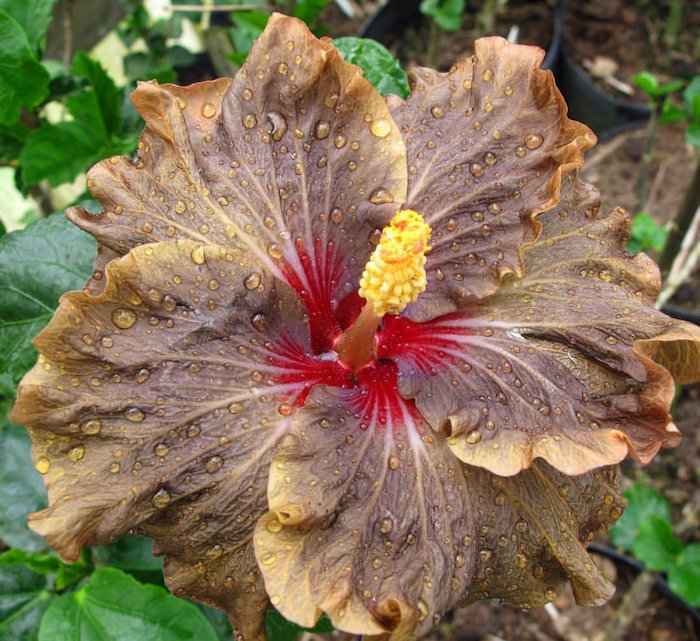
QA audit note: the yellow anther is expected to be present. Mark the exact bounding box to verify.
[359,209,432,317]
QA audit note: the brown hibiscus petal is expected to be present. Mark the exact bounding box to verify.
[390,37,595,318]
[68,14,407,346]
[461,461,621,609]
[253,376,621,638]
[381,176,700,475]
[12,239,347,639]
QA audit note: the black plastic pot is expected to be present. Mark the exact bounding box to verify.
[549,0,651,141]
[359,0,651,140]
[359,0,560,70]
[589,542,700,633]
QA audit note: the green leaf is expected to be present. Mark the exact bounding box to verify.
[609,483,671,552]
[684,77,700,122]
[633,514,684,572]
[0,421,47,552]
[229,11,268,66]
[0,0,57,56]
[19,120,105,186]
[69,51,122,139]
[0,123,29,162]
[668,543,700,607]
[626,213,668,254]
[0,549,90,590]
[293,0,333,28]
[420,0,465,32]
[0,11,50,126]
[0,561,56,641]
[0,213,96,390]
[20,52,128,186]
[633,72,659,96]
[91,535,163,574]
[686,122,700,149]
[633,72,683,100]
[265,609,334,641]
[659,99,686,125]
[334,37,410,99]
[198,604,233,640]
[38,567,220,641]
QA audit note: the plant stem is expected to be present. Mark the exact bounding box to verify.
[633,102,661,215]
[662,0,683,50]
[602,569,656,641]
[657,157,700,278]
[62,1,74,73]
[425,19,440,69]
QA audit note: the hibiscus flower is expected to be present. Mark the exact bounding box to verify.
[13,13,700,641]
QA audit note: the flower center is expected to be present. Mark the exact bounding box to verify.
[334,209,432,372]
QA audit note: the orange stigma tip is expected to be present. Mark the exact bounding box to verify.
[358,209,431,317]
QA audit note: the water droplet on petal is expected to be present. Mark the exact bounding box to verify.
[244,272,262,290]
[387,455,399,470]
[267,111,287,141]
[154,443,170,457]
[470,162,485,177]
[277,62,288,74]
[524,133,544,149]
[242,113,257,128]
[379,517,394,533]
[191,245,206,265]
[368,187,394,204]
[109,462,120,474]
[152,488,171,508]
[162,294,176,312]
[81,418,102,435]
[369,118,391,137]
[251,312,268,331]
[266,518,283,533]
[261,552,276,565]
[465,430,482,444]
[333,133,347,148]
[201,102,216,118]
[68,445,85,462]
[314,120,330,139]
[205,455,224,473]
[35,456,50,474]
[125,407,145,422]
[112,308,137,329]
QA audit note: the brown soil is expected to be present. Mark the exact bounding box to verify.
[564,0,700,103]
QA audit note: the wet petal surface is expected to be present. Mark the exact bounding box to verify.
[391,37,595,317]
[383,177,698,475]
[13,239,349,639]
[254,368,621,637]
[68,15,407,349]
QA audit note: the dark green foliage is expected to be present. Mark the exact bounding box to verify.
[334,37,410,98]
[610,483,700,607]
